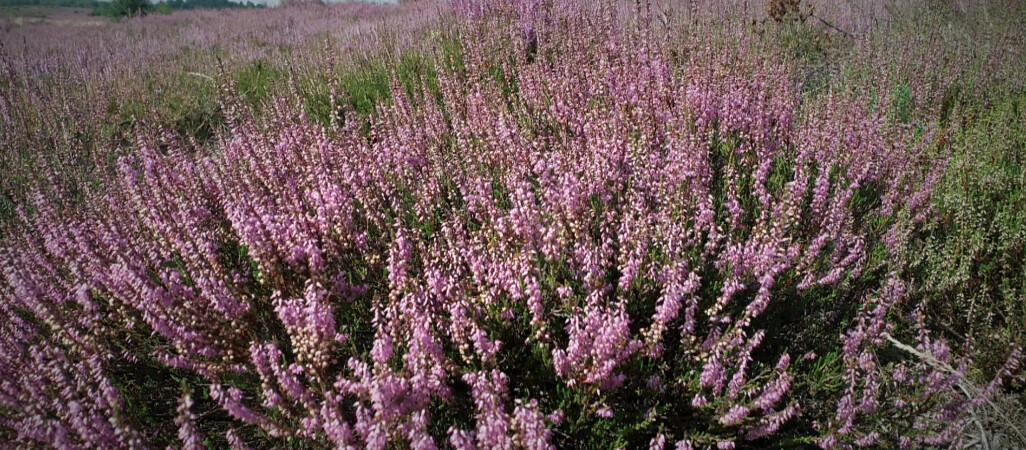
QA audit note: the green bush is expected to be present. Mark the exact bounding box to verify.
[913,93,1026,385]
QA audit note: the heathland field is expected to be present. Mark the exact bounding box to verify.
[1,1,1025,448]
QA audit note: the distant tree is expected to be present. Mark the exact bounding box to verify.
[121,0,151,16]
[0,0,102,6]
[87,0,262,15]
[93,0,151,19]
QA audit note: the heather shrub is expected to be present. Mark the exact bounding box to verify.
[1,0,1024,449]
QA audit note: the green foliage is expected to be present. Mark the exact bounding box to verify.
[892,83,914,124]
[338,62,391,117]
[298,52,441,129]
[764,16,840,66]
[912,93,1026,384]
[395,52,440,101]
[100,73,222,146]
[236,59,283,108]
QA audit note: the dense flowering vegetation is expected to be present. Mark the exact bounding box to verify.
[1,0,1025,448]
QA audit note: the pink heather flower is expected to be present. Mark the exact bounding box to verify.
[692,395,708,408]
[512,399,554,450]
[547,410,564,425]
[226,429,253,450]
[553,301,638,390]
[700,357,726,393]
[650,432,667,450]
[745,403,800,440]
[464,370,513,448]
[647,375,663,391]
[371,333,394,364]
[753,372,793,411]
[818,434,837,449]
[449,428,475,450]
[854,432,880,447]
[718,405,749,426]
[176,391,206,450]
